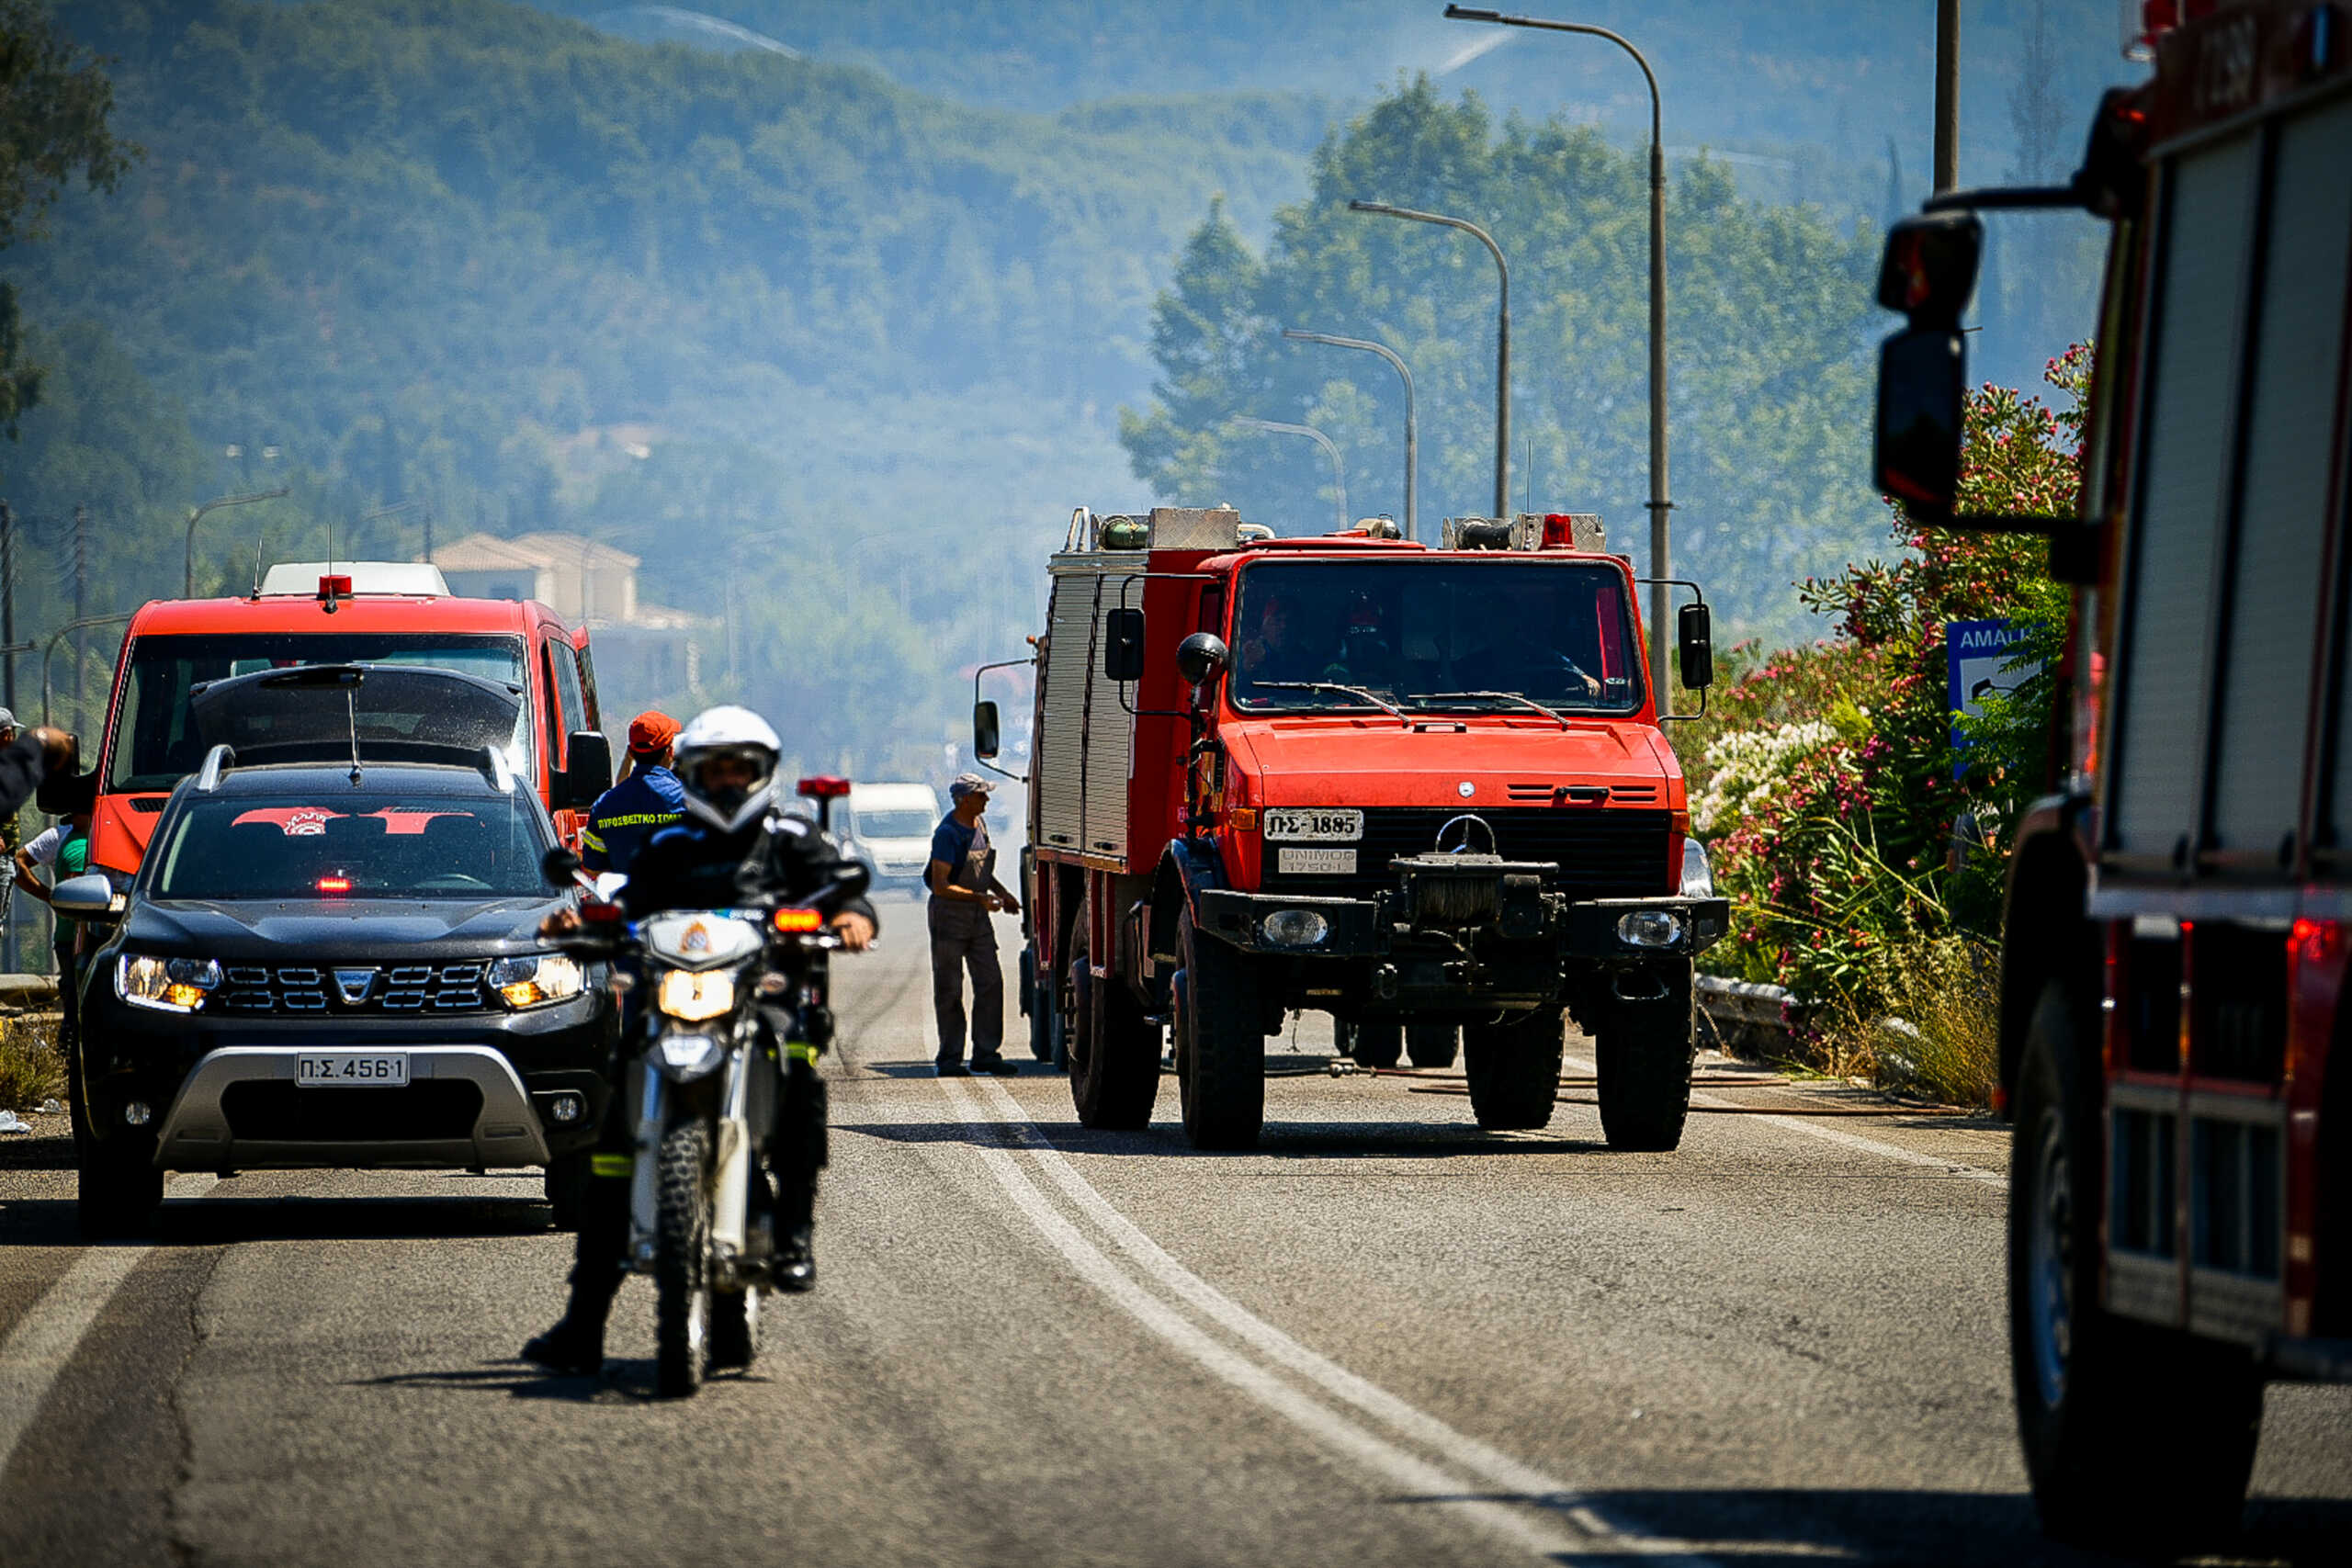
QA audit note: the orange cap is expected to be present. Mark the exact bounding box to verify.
[628,711,681,756]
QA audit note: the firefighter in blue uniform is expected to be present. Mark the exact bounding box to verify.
[579,711,687,877]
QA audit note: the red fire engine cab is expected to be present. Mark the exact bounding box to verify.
[978,505,1724,1152]
[1871,0,2352,1544]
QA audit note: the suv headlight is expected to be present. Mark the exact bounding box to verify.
[488,953,585,1009]
[656,969,737,1022]
[118,954,222,1013]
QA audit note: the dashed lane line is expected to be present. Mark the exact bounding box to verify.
[0,1174,219,1483]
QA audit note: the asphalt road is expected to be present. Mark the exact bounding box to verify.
[3,904,2347,1567]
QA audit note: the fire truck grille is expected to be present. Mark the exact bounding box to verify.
[1261,808,1671,904]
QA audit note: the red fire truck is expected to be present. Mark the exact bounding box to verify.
[1871,0,2352,1543]
[977,505,1725,1151]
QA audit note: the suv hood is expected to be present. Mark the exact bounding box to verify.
[119,896,559,955]
[1223,716,1683,809]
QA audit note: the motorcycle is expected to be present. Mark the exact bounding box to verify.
[542,845,866,1397]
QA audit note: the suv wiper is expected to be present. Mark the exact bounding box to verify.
[1249,680,1410,728]
[1424,691,1572,731]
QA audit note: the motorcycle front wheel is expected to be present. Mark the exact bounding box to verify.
[654,1119,713,1398]
[711,1285,763,1371]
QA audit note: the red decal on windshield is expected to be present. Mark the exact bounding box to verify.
[232,807,345,836]
[367,809,469,836]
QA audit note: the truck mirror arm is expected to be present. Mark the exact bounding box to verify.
[972,655,1033,784]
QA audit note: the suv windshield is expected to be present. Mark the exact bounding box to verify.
[1228,558,1644,716]
[149,788,552,901]
[106,633,529,793]
[189,666,526,771]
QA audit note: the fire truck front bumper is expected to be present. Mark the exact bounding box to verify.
[1192,887,1729,962]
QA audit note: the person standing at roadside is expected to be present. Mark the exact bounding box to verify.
[579,711,685,878]
[15,772,96,1048]
[926,773,1021,1077]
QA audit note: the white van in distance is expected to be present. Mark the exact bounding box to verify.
[844,782,944,895]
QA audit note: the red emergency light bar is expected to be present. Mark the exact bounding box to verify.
[796,775,852,799]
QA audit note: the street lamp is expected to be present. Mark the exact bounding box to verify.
[1281,328,1418,542]
[1346,199,1510,519]
[1229,417,1348,534]
[183,488,290,597]
[1443,5,1674,714]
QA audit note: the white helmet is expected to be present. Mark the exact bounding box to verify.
[673,705,784,833]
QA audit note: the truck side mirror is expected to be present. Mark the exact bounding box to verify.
[1677,603,1714,692]
[1175,632,1228,690]
[1873,327,1966,515]
[542,845,582,889]
[1875,210,1982,325]
[974,700,1001,761]
[556,730,613,810]
[1103,607,1145,682]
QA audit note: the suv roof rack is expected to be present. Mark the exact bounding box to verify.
[196,744,237,792]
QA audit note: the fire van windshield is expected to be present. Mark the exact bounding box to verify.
[1228,559,1644,717]
[105,634,529,793]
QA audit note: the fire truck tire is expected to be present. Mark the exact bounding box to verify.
[2009,980,2261,1549]
[1594,964,1695,1151]
[1406,1023,1460,1069]
[1462,1008,1563,1131]
[1027,946,1064,1067]
[1175,907,1264,1149]
[1069,928,1158,1130]
[1346,1021,1402,1068]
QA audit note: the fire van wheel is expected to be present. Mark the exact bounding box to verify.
[1595,963,1696,1152]
[1406,1023,1459,1069]
[1461,1009,1563,1131]
[76,1132,164,1241]
[1174,907,1265,1150]
[2009,982,2262,1549]
[1068,923,1159,1130]
[1347,1021,1402,1068]
[653,1120,712,1399]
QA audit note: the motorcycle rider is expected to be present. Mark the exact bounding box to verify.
[524,705,877,1377]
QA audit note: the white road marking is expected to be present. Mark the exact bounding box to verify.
[945,1077,1849,1562]
[0,1174,217,1479]
[1563,1051,2007,1188]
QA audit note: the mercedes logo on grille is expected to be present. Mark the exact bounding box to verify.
[1457,780,1476,797]
[334,968,378,1005]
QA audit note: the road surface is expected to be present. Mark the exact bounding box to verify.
[3,907,2346,1565]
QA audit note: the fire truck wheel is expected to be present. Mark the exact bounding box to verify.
[1347,1021,1402,1068]
[2009,981,2262,1549]
[1462,1008,1563,1131]
[1069,926,1159,1130]
[1027,945,1064,1067]
[1595,964,1695,1151]
[1406,1023,1459,1069]
[1175,907,1264,1149]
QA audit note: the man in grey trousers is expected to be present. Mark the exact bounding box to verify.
[927,773,1023,1077]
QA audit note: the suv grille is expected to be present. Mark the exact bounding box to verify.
[1261,807,1671,903]
[215,963,494,1015]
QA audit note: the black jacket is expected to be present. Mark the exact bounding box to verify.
[619,809,878,934]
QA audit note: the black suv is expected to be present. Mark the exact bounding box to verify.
[65,751,616,1235]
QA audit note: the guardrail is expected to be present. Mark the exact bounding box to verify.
[1696,974,1802,1061]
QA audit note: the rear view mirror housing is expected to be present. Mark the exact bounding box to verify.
[51,873,118,919]
[1876,211,1983,326]
[974,700,1001,761]
[1175,632,1228,690]
[556,730,613,811]
[1677,603,1714,692]
[1102,607,1146,682]
[1874,328,1967,514]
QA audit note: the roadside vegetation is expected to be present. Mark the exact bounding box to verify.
[1683,345,2090,1104]
[0,1016,62,1111]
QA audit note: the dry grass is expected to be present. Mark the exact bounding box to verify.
[1812,937,2000,1108]
[0,1017,64,1111]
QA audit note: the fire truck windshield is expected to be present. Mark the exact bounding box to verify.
[104,633,529,793]
[1228,558,1643,717]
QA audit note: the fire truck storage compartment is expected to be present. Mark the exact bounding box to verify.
[2104,91,2352,876]
[1039,551,1147,866]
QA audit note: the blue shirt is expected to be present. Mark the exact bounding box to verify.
[581,765,686,874]
[928,813,988,898]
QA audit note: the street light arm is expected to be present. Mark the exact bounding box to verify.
[1345,200,1509,291]
[183,488,290,598]
[1281,328,1419,542]
[1442,6,1660,143]
[1229,416,1349,534]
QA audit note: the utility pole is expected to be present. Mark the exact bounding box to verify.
[0,500,14,713]
[73,504,87,716]
[1935,0,1961,192]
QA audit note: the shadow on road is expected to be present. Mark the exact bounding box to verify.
[838,1118,1607,1159]
[358,1358,772,1404]
[0,1191,558,1248]
[1394,1484,2352,1567]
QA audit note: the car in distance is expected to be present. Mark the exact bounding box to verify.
[62,746,617,1236]
[844,781,943,895]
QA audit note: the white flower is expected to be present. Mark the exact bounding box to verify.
[1690,720,1842,836]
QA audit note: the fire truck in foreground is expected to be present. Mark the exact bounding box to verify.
[977,504,1724,1151]
[1871,0,2352,1543]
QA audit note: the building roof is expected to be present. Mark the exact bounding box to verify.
[428,533,550,572]
[509,532,641,570]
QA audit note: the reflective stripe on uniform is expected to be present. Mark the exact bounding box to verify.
[594,811,684,829]
[786,1040,820,1064]
[589,1153,634,1179]
[580,829,607,852]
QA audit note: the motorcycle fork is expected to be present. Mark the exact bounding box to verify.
[627,1060,666,1269]
[710,1032,756,1259]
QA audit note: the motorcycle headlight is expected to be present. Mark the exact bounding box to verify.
[488,953,585,1010]
[656,968,737,1022]
[118,954,222,1013]
[655,1032,726,1080]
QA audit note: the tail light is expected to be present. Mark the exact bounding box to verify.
[797,776,853,799]
[773,908,825,934]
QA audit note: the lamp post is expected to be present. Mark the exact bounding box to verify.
[1281,328,1418,542]
[183,488,290,598]
[1346,198,1510,519]
[1229,417,1348,534]
[1442,6,1674,714]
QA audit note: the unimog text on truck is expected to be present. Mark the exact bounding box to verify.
[977,505,1725,1151]
[1870,0,2352,1545]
